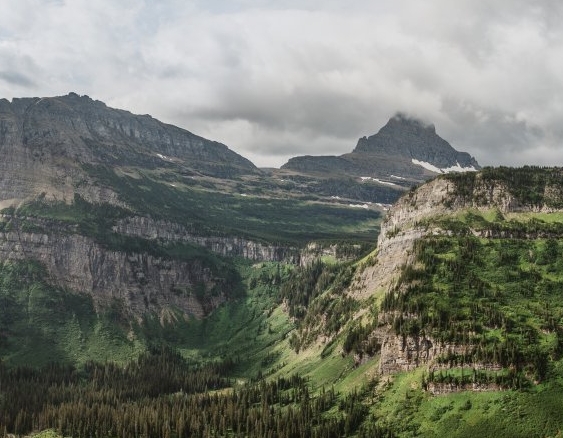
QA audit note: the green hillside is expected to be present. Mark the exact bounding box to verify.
[3,167,563,437]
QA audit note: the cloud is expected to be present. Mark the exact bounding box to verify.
[0,0,562,167]
[0,71,35,87]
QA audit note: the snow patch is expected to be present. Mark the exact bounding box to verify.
[390,175,406,180]
[349,203,369,209]
[411,159,442,173]
[360,176,398,187]
[411,159,477,174]
[441,162,478,173]
[156,153,173,162]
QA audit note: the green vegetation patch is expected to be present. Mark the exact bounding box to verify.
[383,234,563,385]
[0,260,144,367]
[442,166,563,208]
[83,164,382,245]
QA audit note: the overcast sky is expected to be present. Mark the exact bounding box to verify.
[1,0,562,168]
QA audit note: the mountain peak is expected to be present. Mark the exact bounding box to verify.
[353,113,444,155]
[387,112,436,134]
[352,113,479,171]
[282,112,480,185]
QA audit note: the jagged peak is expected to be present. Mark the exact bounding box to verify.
[352,113,480,172]
[353,112,453,156]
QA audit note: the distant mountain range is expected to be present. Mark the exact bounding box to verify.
[0,93,480,209]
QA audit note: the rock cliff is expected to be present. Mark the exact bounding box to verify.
[0,93,277,322]
[112,216,301,263]
[0,215,232,319]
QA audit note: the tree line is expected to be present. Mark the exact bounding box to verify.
[0,346,396,438]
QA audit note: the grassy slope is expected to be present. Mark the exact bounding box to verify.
[369,367,563,438]
[83,164,382,245]
[255,203,563,436]
[0,260,145,367]
[368,207,563,437]
[4,214,563,437]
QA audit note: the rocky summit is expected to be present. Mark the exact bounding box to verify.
[282,113,480,183]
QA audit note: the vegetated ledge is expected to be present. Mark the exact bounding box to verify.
[112,216,301,264]
[344,168,563,393]
[112,216,369,265]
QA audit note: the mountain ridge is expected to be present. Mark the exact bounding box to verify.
[0,92,260,206]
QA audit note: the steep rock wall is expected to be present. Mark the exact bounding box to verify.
[0,220,230,319]
[349,179,450,300]
[113,216,301,263]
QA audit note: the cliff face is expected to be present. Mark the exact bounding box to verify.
[0,216,231,319]
[351,179,451,302]
[112,216,301,263]
[377,170,563,239]
[0,93,272,322]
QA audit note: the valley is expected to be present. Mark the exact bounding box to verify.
[1,94,562,437]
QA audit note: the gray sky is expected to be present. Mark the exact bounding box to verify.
[1,0,562,168]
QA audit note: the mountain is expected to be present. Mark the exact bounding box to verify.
[282,112,480,182]
[277,166,563,435]
[351,112,479,171]
[0,92,259,205]
[2,93,562,437]
[0,93,381,366]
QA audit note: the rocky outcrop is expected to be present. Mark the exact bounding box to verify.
[376,172,563,237]
[299,241,365,266]
[376,326,503,375]
[377,329,437,374]
[0,217,232,319]
[355,170,563,375]
[348,179,449,300]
